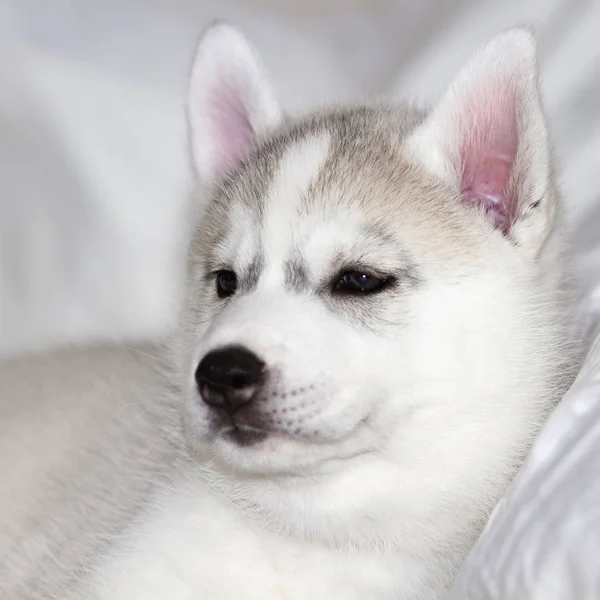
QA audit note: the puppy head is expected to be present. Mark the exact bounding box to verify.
[176,24,568,481]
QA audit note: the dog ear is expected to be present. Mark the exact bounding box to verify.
[187,23,282,185]
[406,29,554,256]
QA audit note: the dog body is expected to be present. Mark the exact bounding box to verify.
[0,26,578,600]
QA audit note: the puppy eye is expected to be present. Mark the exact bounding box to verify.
[333,270,392,296]
[215,270,237,298]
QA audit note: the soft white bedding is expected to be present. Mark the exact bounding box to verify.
[1,0,599,596]
[448,329,600,600]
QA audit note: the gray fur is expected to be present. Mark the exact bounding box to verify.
[284,252,310,293]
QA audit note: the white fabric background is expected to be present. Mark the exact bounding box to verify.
[1,0,599,596]
[448,328,600,600]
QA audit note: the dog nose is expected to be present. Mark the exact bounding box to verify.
[195,346,265,414]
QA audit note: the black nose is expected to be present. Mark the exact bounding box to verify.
[195,346,265,414]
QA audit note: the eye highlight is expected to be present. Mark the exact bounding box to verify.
[215,270,238,298]
[333,270,393,296]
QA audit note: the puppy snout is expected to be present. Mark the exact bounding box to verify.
[195,346,265,415]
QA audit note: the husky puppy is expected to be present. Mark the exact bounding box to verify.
[0,24,578,600]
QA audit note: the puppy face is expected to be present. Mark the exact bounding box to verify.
[176,25,567,480]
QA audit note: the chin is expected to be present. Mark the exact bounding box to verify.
[205,429,324,475]
[189,418,380,480]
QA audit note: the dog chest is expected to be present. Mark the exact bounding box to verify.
[81,478,414,600]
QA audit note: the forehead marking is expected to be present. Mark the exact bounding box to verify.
[284,252,310,293]
[260,133,331,286]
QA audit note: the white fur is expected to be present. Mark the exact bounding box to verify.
[260,134,332,285]
[0,25,578,600]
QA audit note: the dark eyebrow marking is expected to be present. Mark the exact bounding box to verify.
[284,252,310,293]
[237,253,265,294]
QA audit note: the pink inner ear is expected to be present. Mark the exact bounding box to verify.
[209,76,256,178]
[458,85,519,235]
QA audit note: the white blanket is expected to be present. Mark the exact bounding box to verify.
[448,329,600,599]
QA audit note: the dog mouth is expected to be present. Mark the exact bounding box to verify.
[202,392,284,446]
[221,424,269,446]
